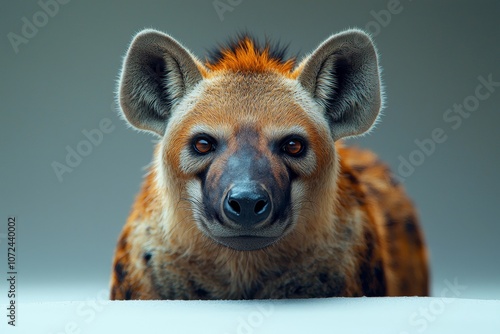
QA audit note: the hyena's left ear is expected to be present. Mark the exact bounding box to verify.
[118,29,204,135]
[298,29,382,141]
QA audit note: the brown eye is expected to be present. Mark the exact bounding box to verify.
[283,139,304,156]
[193,137,215,154]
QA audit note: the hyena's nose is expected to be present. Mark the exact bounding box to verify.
[223,184,271,227]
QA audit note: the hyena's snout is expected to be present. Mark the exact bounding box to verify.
[200,141,292,251]
[209,178,287,251]
[223,182,272,228]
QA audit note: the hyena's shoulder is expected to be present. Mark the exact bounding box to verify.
[110,172,163,300]
[337,144,429,296]
[110,222,158,300]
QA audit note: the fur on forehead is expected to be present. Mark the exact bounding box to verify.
[204,33,296,76]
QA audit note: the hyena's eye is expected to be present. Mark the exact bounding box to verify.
[193,135,217,155]
[281,137,306,157]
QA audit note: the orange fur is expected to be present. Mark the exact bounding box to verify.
[204,37,295,77]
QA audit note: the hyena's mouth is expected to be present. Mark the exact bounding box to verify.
[195,212,292,251]
[211,235,280,251]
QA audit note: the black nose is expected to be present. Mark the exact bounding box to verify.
[223,184,271,227]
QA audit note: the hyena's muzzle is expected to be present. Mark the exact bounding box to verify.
[194,127,293,251]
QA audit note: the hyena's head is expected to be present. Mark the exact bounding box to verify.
[118,29,382,251]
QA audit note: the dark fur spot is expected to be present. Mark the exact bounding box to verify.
[352,164,367,173]
[343,170,359,185]
[293,285,305,295]
[365,183,380,195]
[195,287,209,298]
[245,282,264,299]
[124,289,133,300]
[143,252,152,264]
[385,214,398,227]
[373,263,385,289]
[188,279,211,299]
[384,215,399,256]
[342,226,354,240]
[319,272,329,283]
[359,259,386,297]
[405,216,423,247]
[405,216,417,234]
[325,273,346,297]
[364,231,375,261]
[343,170,367,205]
[118,235,127,250]
[114,262,126,283]
[355,195,366,206]
[359,231,387,296]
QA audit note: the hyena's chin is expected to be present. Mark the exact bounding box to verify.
[195,213,293,251]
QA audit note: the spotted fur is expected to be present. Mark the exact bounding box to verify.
[110,29,429,300]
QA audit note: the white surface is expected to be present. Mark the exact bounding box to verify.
[2,297,499,333]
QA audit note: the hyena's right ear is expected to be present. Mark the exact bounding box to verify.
[118,29,203,135]
[297,29,382,141]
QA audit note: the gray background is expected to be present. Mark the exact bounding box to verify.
[0,0,498,302]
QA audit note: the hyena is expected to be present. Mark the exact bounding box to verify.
[110,29,429,300]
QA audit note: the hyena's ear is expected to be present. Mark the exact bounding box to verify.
[298,29,382,141]
[118,29,203,135]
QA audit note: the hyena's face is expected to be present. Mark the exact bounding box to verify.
[164,74,333,250]
[118,30,382,251]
